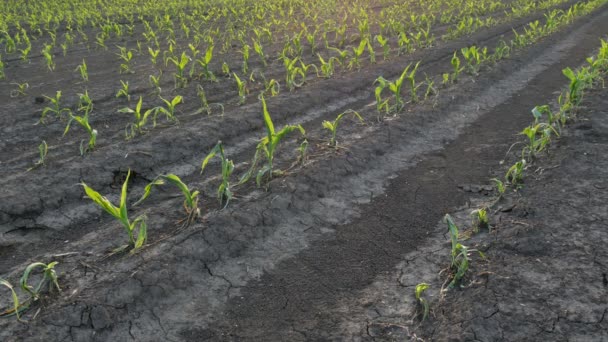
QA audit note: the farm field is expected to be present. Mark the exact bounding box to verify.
[0,0,607,340]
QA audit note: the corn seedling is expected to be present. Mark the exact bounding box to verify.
[470,208,489,233]
[222,61,231,77]
[444,214,469,288]
[451,53,463,82]
[75,59,89,82]
[328,47,349,66]
[233,72,248,104]
[19,45,31,62]
[348,39,368,70]
[521,123,558,159]
[253,40,267,67]
[196,85,224,116]
[322,110,364,147]
[317,54,340,78]
[117,46,134,74]
[284,57,306,91]
[263,78,280,97]
[240,96,306,187]
[10,82,29,98]
[194,45,216,81]
[148,47,160,66]
[20,262,60,300]
[63,107,97,156]
[201,141,235,208]
[81,170,147,252]
[491,178,506,196]
[375,35,390,60]
[415,283,430,321]
[374,62,421,113]
[505,159,526,185]
[398,31,413,55]
[0,279,21,321]
[167,51,190,88]
[155,95,182,124]
[27,140,48,171]
[40,91,71,123]
[149,73,162,95]
[136,174,200,224]
[461,46,482,75]
[119,97,156,139]
[241,43,250,74]
[562,67,583,106]
[41,44,55,71]
[116,80,130,101]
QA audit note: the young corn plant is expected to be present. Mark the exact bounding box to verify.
[470,208,489,233]
[233,73,248,105]
[64,92,97,155]
[27,140,48,171]
[81,170,147,252]
[241,43,250,74]
[116,80,130,101]
[0,278,21,321]
[119,97,156,139]
[196,85,224,116]
[461,46,482,75]
[317,54,340,78]
[521,123,558,160]
[155,95,182,124]
[240,96,306,187]
[148,47,160,66]
[194,45,215,81]
[451,53,463,82]
[136,174,200,225]
[375,35,390,60]
[20,262,61,300]
[41,44,55,71]
[253,40,267,67]
[444,214,469,288]
[374,62,421,113]
[149,73,162,95]
[167,51,190,88]
[505,159,526,185]
[75,59,88,82]
[10,82,29,98]
[322,110,364,147]
[201,141,235,208]
[117,46,134,74]
[415,283,430,321]
[40,91,71,123]
[348,39,368,70]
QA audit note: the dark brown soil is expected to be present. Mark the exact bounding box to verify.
[1,2,607,342]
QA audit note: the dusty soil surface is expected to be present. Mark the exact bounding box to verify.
[1,2,608,342]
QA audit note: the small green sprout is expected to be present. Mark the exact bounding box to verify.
[27,140,48,171]
[233,72,248,105]
[505,159,526,185]
[444,214,469,288]
[116,80,130,101]
[81,170,147,252]
[40,91,71,123]
[240,96,306,187]
[470,208,489,233]
[415,283,430,321]
[322,110,364,147]
[201,141,235,208]
[136,174,200,224]
[75,59,88,82]
[119,96,156,139]
[10,82,29,97]
[155,95,182,124]
[20,262,61,300]
[0,279,21,321]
